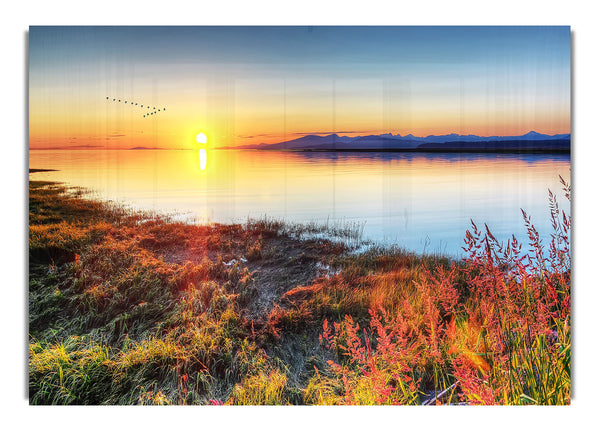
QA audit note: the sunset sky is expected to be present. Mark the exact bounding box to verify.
[29,26,571,149]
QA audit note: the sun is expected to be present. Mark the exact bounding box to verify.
[196,133,207,145]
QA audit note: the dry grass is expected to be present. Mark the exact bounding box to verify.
[28,178,570,405]
[302,179,571,405]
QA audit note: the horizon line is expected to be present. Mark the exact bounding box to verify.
[29,129,572,150]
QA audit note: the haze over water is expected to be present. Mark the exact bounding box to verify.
[29,149,570,257]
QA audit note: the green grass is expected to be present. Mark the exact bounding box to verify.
[28,180,344,404]
[28,179,570,405]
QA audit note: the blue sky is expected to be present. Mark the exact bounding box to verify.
[29,26,571,148]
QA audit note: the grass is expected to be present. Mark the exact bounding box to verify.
[28,177,571,405]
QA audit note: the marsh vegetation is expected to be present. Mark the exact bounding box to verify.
[28,179,570,405]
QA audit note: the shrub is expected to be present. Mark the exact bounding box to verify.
[317,177,571,405]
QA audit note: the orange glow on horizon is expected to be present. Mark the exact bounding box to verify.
[28,90,570,150]
[29,122,571,150]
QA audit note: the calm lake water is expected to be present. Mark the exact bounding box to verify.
[29,149,571,258]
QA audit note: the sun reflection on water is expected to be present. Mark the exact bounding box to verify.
[198,149,207,171]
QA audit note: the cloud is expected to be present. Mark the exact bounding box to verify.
[238,133,278,139]
[293,130,373,136]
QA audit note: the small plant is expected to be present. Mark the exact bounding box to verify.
[316,176,571,405]
[28,177,570,405]
[318,309,424,404]
[229,369,289,405]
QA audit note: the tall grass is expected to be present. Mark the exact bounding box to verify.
[246,215,367,248]
[29,181,267,404]
[307,177,571,405]
[29,178,570,405]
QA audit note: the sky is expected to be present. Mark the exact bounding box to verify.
[29,26,571,149]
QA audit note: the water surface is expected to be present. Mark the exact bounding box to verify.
[29,149,571,258]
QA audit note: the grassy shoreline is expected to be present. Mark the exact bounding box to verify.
[28,179,571,405]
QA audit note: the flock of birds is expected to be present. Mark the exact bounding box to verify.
[106,97,166,118]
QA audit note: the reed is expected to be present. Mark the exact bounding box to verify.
[307,178,571,405]
[28,178,570,405]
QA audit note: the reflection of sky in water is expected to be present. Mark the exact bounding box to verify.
[29,149,570,258]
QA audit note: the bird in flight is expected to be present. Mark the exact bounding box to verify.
[106,97,167,119]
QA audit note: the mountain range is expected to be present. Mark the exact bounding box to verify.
[226,131,570,153]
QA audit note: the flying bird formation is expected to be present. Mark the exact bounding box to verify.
[105,97,167,118]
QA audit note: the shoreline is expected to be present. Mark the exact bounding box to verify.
[296,148,570,154]
[216,147,570,154]
[28,180,571,405]
[28,168,58,173]
[30,147,571,155]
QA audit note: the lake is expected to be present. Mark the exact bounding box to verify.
[29,149,571,258]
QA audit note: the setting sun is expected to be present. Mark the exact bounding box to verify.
[196,133,207,145]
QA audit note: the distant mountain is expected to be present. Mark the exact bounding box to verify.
[265,134,356,150]
[227,131,571,153]
[31,145,105,150]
